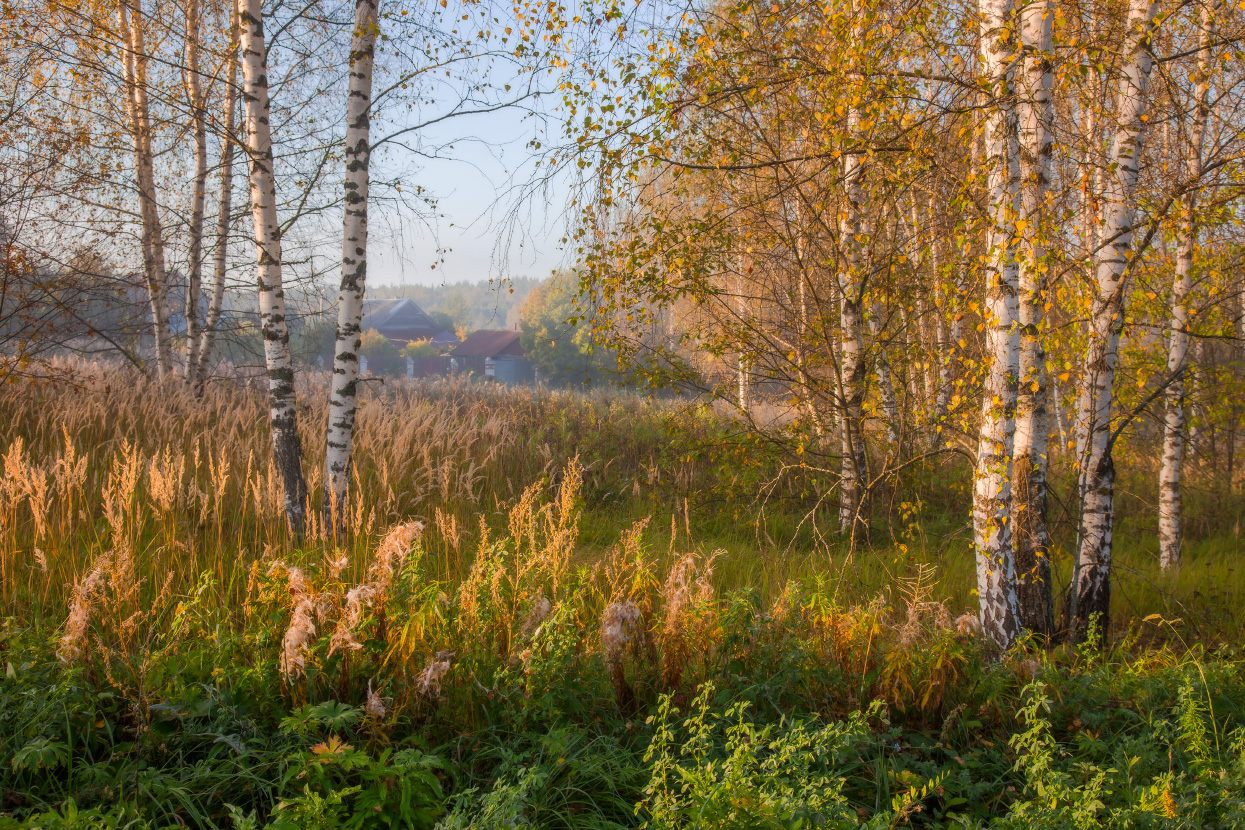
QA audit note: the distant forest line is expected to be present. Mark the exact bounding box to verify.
[368,276,544,334]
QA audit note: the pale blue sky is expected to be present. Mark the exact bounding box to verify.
[369,77,572,288]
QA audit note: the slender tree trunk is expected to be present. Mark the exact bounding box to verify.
[197,0,240,387]
[791,215,828,439]
[916,298,936,404]
[736,355,749,412]
[903,205,938,435]
[838,105,869,537]
[183,0,208,389]
[973,0,1024,650]
[240,0,307,531]
[1052,379,1068,451]
[118,0,173,380]
[869,308,900,452]
[926,194,956,447]
[323,0,379,527]
[1160,1,1216,571]
[1070,0,1159,640]
[1013,0,1055,637]
[1188,337,1204,454]
[1075,45,1108,462]
[735,272,750,412]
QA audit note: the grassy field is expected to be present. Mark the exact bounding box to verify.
[1,369,1244,828]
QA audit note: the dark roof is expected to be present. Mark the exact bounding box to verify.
[452,329,523,357]
[429,330,459,347]
[361,298,441,341]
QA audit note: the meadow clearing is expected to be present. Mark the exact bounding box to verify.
[0,368,1243,828]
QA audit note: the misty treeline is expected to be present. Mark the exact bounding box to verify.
[557,0,1245,647]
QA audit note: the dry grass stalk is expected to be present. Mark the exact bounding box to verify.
[435,507,461,552]
[148,445,185,517]
[3,438,51,541]
[897,564,952,644]
[603,517,656,607]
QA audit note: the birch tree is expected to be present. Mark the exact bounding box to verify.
[323,0,379,526]
[1013,0,1055,636]
[240,0,307,530]
[1159,0,1218,571]
[1071,0,1160,638]
[183,0,209,390]
[196,0,241,387]
[837,30,870,538]
[118,0,174,380]
[973,0,1024,649]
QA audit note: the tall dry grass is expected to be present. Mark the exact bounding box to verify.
[3,361,1241,657]
[0,364,719,618]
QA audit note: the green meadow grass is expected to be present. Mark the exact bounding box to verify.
[1,370,1244,828]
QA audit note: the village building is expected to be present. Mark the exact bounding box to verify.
[360,298,457,347]
[450,329,533,384]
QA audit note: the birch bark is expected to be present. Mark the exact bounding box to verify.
[925,193,957,448]
[838,109,869,537]
[1013,0,1055,636]
[1075,28,1108,462]
[1071,0,1159,638]
[196,0,240,386]
[1160,1,1217,570]
[323,0,379,525]
[973,0,1024,649]
[118,0,173,380]
[183,0,208,389]
[240,0,307,530]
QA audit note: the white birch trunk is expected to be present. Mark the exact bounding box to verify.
[323,0,379,525]
[1071,0,1159,638]
[838,109,868,537]
[926,194,957,447]
[184,0,208,389]
[240,0,307,530]
[1188,337,1204,453]
[1160,1,1216,571]
[1013,0,1055,636]
[196,0,240,386]
[118,0,173,380]
[1052,378,1068,451]
[973,0,1024,649]
[1075,51,1108,462]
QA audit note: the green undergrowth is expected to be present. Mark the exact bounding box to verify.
[3,618,1245,828]
[3,505,1245,828]
[2,377,1244,827]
